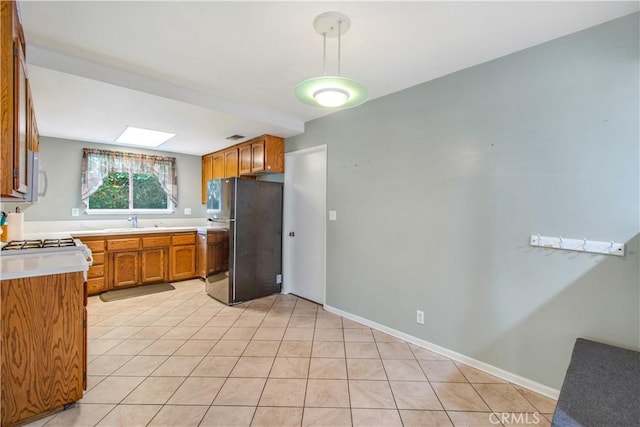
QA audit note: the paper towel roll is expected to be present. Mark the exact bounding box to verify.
[7,212,24,241]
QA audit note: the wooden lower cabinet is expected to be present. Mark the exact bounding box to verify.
[1,271,86,426]
[111,251,140,288]
[110,247,170,288]
[170,244,196,281]
[141,248,168,283]
[76,232,197,295]
[83,238,107,295]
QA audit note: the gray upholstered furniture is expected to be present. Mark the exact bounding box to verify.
[551,338,639,427]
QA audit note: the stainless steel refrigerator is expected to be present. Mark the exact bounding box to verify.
[204,178,283,305]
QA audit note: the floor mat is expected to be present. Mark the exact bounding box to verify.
[552,338,639,426]
[99,283,175,302]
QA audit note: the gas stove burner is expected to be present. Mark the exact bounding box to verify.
[2,238,78,250]
[2,243,24,251]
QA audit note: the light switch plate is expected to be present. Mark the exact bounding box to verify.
[184,208,192,215]
[329,210,337,221]
[71,208,80,217]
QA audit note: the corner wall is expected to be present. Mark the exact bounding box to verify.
[286,13,640,389]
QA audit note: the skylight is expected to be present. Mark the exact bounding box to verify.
[115,126,175,147]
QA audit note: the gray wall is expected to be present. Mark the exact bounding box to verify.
[287,14,639,390]
[4,136,207,221]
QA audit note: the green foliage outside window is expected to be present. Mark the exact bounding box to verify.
[88,172,168,210]
[133,174,168,209]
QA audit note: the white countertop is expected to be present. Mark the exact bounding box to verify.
[22,218,225,236]
[19,225,227,240]
[1,251,90,280]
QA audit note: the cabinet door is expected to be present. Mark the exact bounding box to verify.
[238,144,252,175]
[141,248,167,283]
[111,251,139,288]
[170,245,196,281]
[224,148,238,178]
[29,92,38,152]
[251,140,265,173]
[13,39,27,194]
[201,155,213,204]
[212,153,224,179]
[1,272,85,426]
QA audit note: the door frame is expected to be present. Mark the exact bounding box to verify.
[282,144,327,305]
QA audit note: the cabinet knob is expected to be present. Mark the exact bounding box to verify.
[289,232,295,237]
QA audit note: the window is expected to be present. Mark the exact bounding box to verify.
[81,148,178,213]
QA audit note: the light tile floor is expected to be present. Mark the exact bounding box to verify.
[27,280,556,427]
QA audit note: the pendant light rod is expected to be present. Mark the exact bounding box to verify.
[322,32,327,76]
[337,20,342,76]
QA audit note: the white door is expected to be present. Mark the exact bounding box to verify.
[283,145,327,304]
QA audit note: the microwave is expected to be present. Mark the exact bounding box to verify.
[1,150,47,203]
[25,150,44,202]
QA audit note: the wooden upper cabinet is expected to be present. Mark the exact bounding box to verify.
[238,135,284,176]
[12,28,27,194]
[238,144,252,175]
[251,140,266,173]
[201,154,213,204]
[27,83,38,153]
[1,1,37,199]
[1,1,16,198]
[201,135,284,194]
[212,153,224,179]
[224,148,238,178]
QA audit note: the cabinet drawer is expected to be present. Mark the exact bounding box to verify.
[107,238,140,251]
[88,264,104,279]
[92,252,105,265]
[143,236,171,248]
[87,277,106,295]
[84,240,105,252]
[172,233,196,245]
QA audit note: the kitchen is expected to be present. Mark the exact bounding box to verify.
[1,2,639,427]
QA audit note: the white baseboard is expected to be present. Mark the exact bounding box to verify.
[324,304,560,400]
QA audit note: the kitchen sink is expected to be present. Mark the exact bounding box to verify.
[98,227,195,233]
[101,227,172,233]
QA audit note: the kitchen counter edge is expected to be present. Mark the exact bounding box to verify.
[1,251,90,281]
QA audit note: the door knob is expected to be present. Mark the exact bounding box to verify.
[289,232,295,237]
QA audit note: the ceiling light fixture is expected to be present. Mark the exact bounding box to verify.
[115,126,175,147]
[295,11,369,109]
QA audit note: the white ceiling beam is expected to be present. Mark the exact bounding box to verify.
[27,45,305,134]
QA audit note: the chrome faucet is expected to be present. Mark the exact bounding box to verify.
[127,215,139,228]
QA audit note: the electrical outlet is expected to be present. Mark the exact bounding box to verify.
[329,210,337,221]
[416,310,424,325]
[184,208,191,215]
[276,274,282,284]
[71,208,80,217]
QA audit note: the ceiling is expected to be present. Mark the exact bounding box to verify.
[19,1,639,156]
